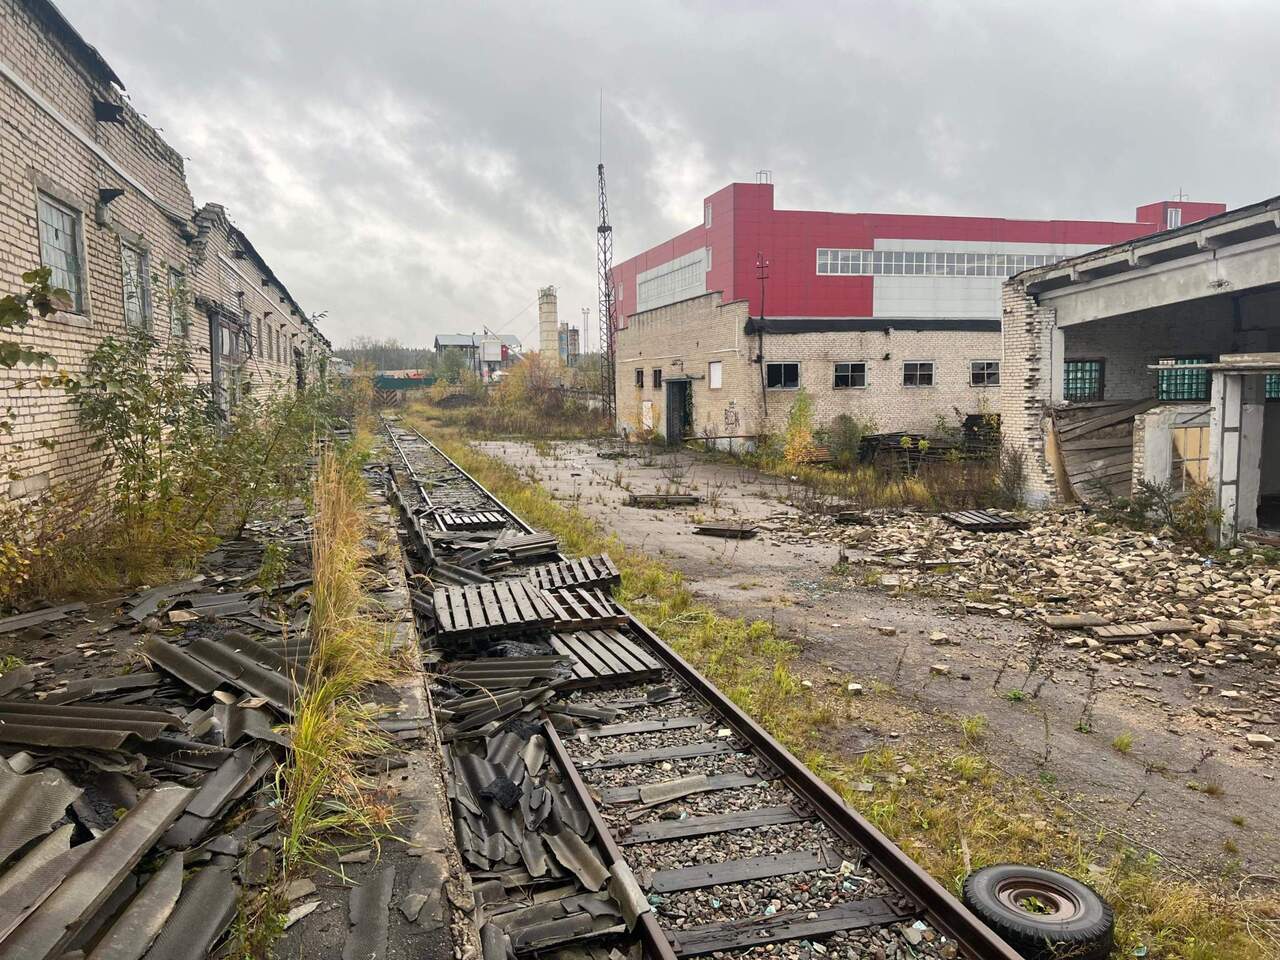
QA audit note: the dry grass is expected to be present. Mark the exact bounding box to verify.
[279,433,395,869]
[414,415,1280,960]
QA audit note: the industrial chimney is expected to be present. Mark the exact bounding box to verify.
[538,286,559,361]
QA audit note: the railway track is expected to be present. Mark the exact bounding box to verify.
[383,423,1023,960]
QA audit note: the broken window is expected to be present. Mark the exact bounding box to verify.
[765,362,799,389]
[708,360,723,390]
[1171,425,1209,491]
[167,268,188,337]
[1063,359,1104,401]
[36,193,83,311]
[635,367,644,387]
[902,361,934,387]
[1156,357,1210,402]
[120,242,149,328]
[970,360,1000,386]
[652,368,662,388]
[833,362,866,389]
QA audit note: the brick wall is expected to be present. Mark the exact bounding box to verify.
[999,279,1059,502]
[1,0,327,503]
[0,0,200,497]
[616,291,1006,442]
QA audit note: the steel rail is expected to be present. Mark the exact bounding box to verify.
[384,423,1022,960]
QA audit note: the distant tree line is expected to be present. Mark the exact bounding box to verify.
[333,337,436,372]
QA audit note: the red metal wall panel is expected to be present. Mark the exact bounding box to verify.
[612,185,1228,324]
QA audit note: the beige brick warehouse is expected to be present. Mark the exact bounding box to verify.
[616,291,1002,443]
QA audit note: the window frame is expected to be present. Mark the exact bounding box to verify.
[36,192,85,313]
[119,241,150,329]
[635,367,644,388]
[902,361,935,388]
[833,361,867,390]
[765,361,800,390]
[1170,424,1209,492]
[167,267,188,338]
[708,360,723,390]
[652,368,662,389]
[703,201,712,228]
[1156,356,1212,403]
[1063,358,1106,402]
[970,360,1000,387]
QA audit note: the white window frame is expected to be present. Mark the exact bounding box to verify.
[1167,207,1183,229]
[903,361,935,387]
[970,360,1000,387]
[833,361,867,390]
[36,193,84,312]
[708,360,723,390]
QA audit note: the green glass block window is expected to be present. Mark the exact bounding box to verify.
[1156,357,1210,401]
[1266,372,1280,400]
[1063,359,1104,402]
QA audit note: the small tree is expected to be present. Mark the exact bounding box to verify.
[782,389,819,466]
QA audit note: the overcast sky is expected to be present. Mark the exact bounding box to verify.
[61,0,1280,352]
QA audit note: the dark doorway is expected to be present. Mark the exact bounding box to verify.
[665,379,692,444]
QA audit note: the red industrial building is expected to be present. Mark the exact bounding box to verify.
[610,180,1225,324]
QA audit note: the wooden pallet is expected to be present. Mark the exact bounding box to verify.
[437,510,508,532]
[541,586,628,631]
[522,554,620,591]
[432,580,555,641]
[939,509,1029,533]
[549,628,664,687]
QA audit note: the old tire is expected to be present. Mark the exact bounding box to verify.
[962,864,1114,960]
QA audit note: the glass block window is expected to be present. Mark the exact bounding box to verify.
[120,243,148,328]
[903,361,934,387]
[1170,425,1209,492]
[36,194,83,310]
[1266,373,1280,400]
[1063,359,1104,401]
[765,362,799,389]
[1156,357,1210,402]
[970,360,1000,386]
[833,362,866,389]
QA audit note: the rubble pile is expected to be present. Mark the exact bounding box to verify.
[761,508,1280,749]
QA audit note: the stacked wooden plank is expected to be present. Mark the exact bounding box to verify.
[493,529,559,561]
[549,628,664,688]
[522,555,621,591]
[1051,399,1159,502]
[541,587,628,631]
[432,581,556,645]
[940,510,1029,533]
[627,493,701,508]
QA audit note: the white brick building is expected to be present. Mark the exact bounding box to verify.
[0,0,328,500]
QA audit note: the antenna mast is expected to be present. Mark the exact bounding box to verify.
[596,160,617,426]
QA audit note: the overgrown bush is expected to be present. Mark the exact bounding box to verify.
[996,443,1028,506]
[782,389,819,466]
[824,413,875,469]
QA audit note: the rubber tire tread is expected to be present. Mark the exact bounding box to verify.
[961,864,1114,960]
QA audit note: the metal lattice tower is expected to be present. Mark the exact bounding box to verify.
[596,161,617,426]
